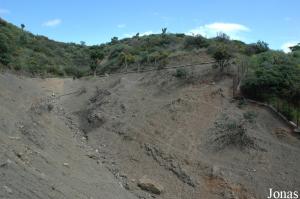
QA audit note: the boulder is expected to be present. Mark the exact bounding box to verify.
[138,175,164,194]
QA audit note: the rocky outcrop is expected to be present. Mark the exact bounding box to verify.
[138,176,164,194]
[144,143,195,187]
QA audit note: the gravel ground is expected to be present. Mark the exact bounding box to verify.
[0,67,299,199]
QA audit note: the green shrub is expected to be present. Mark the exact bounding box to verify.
[174,68,188,78]
[279,103,294,121]
[246,41,269,55]
[215,32,230,42]
[243,111,258,123]
[0,33,11,65]
[184,35,209,49]
[46,66,64,76]
[237,98,247,108]
[64,66,85,78]
[13,64,22,71]
[211,44,233,72]
[175,33,185,38]
[290,43,300,52]
[241,63,300,101]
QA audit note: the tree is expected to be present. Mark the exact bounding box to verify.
[246,40,269,55]
[111,37,119,44]
[80,41,86,46]
[235,55,250,82]
[90,50,104,76]
[290,43,300,52]
[133,33,140,39]
[157,51,169,69]
[184,35,209,48]
[161,27,167,37]
[216,32,230,42]
[120,52,135,72]
[136,51,148,72]
[0,33,11,65]
[21,24,25,30]
[212,45,233,72]
[254,40,269,53]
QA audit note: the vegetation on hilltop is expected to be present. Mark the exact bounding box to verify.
[0,18,299,124]
[0,19,253,76]
[0,18,90,77]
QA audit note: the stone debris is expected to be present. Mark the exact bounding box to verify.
[138,175,164,194]
[63,163,70,167]
[3,185,13,194]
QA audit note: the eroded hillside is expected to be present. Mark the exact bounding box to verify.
[1,63,299,199]
[0,73,137,199]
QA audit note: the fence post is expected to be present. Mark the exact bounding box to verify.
[297,108,299,127]
[232,75,238,98]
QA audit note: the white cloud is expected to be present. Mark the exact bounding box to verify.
[140,31,154,36]
[187,22,250,40]
[42,19,62,27]
[123,31,155,38]
[0,8,10,14]
[123,31,156,39]
[281,41,298,53]
[117,24,126,28]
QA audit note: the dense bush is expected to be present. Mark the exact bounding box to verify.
[0,33,12,65]
[289,43,300,52]
[240,51,300,122]
[46,65,64,76]
[215,32,230,42]
[184,35,209,49]
[210,44,233,72]
[174,68,188,78]
[245,41,269,55]
[241,64,300,100]
[0,18,90,75]
[64,66,86,78]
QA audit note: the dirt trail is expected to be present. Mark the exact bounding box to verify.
[1,67,300,199]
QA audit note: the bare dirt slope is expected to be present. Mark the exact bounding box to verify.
[0,73,137,199]
[1,65,300,199]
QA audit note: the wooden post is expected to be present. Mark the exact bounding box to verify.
[296,107,299,127]
[233,75,237,98]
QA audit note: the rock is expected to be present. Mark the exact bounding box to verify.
[3,185,13,194]
[120,104,126,113]
[144,143,195,187]
[47,104,54,112]
[63,163,70,167]
[211,165,221,178]
[138,175,164,194]
[87,112,106,125]
[8,136,21,140]
[87,153,98,160]
[0,159,12,168]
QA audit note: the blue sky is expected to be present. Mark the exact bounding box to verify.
[0,0,299,52]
